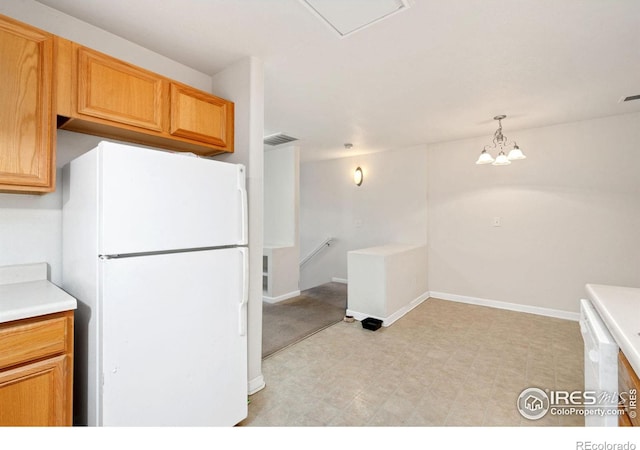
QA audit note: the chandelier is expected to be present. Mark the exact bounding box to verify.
[476,115,526,165]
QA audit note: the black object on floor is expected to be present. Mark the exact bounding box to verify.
[361,317,383,331]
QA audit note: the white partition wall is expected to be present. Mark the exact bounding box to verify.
[263,145,300,302]
[347,244,428,326]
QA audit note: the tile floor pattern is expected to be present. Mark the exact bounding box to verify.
[240,298,585,426]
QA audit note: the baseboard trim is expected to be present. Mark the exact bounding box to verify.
[429,291,580,321]
[331,277,348,284]
[263,290,301,304]
[347,291,429,327]
[248,374,265,395]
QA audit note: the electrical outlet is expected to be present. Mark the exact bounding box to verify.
[493,217,501,227]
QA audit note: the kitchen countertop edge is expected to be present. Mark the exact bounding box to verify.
[0,280,77,325]
[586,283,640,377]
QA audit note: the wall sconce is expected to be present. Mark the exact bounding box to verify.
[354,167,363,186]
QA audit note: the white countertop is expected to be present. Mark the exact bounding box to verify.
[586,283,640,376]
[0,263,77,324]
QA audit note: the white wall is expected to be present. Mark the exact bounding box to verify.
[0,2,215,285]
[347,244,428,323]
[264,145,298,247]
[263,145,300,300]
[428,112,640,313]
[299,145,429,290]
[211,57,265,394]
[0,180,63,283]
[300,113,640,315]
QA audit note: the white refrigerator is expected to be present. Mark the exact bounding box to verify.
[62,141,248,426]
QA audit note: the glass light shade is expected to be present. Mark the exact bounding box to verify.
[476,150,495,165]
[507,145,526,161]
[492,151,511,166]
[354,167,363,186]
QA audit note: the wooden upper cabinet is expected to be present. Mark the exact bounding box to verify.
[0,15,55,193]
[170,83,234,149]
[77,47,164,132]
[56,38,234,156]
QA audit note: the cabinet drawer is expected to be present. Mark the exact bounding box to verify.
[0,315,68,370]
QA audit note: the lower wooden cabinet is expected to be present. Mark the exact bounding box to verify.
[0,311,74,426]
[618,350,639,427]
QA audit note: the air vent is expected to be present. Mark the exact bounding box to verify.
[263,133,298,146]
[621,94,640,102]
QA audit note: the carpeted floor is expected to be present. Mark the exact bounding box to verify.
[262,282,347,358]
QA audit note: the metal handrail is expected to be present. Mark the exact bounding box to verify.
[300,237,334,268]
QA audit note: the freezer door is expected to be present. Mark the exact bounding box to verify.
[99,248,248,426]
[98,141,247,255]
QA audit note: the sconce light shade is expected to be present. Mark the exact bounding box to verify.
[354,167,363,186]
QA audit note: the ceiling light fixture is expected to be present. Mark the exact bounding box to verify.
[476,115,526,166]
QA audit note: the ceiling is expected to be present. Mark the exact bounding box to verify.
[37,0,640,161]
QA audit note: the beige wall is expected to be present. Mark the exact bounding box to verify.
[299,146,429,290]
[427,113,640,313]
[300,113,640,315]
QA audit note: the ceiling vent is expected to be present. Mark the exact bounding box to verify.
[620,94,640,103]
[301,0,411,38]
[263,133,299,146]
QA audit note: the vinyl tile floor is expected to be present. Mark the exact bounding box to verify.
[239,297,585,427]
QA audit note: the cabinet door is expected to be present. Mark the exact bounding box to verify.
[77,47,165,132]
[170,83,234,148]
[0,355,68,426]
[0,15,54,193]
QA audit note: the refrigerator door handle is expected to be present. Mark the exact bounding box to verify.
[238,165,248,246]
[239,247,249,336]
